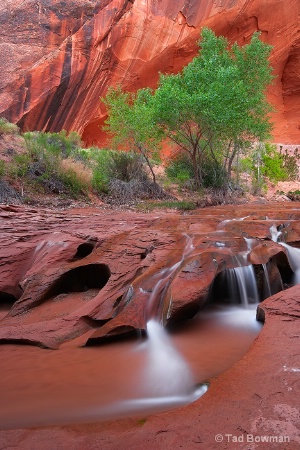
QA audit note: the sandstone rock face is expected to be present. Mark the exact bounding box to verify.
[0,0,299,145]
[0,202,300,348]
[0,203,300,447]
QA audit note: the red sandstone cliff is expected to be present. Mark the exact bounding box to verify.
[0,0,299,145]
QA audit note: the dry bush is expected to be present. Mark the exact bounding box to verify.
[60,159,92,190]
[107,179,166,205]
[195,188,242,208]
[0,180,22,204]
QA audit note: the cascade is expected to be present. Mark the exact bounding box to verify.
[280,243,300,284]
[145,262,180,321]
[143,234,206,403]
[270,225,300,284]
[226,244,259,307]
[227,264,259,307]
[145,319,195,397]
[270,224,282,243]
[145,233,194,321]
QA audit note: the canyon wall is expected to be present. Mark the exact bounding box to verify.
[0,0,299,145]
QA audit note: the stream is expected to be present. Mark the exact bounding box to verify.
[0,302,261,429]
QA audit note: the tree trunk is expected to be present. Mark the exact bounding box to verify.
[227,141,239,181]
[137,144,157,185]
[192,150,202,189]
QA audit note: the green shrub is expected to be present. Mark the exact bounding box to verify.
[12,131,88,198]
[201,157,227,189]
[23,130,82,159]
[57,167,88,197]
[165,154,194,184]
[286,190,300,201]
[280,146,299,181]
[10,153,31,178]
[136,200,197,212]
[0,118,19,135]
[261,143,288,182]
[165,152,227,189]
[90,148,113,193]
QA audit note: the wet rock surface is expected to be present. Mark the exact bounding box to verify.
[1,202,300,348]
[0,202,299,447]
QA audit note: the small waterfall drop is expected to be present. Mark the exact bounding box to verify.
[145,233,194,321]
[145,320,195,397]
[270,225,300,284]
[270,224,282,243]
[278,243,300,284]
[143,234,206,403]
[145,262,180,321]
[226,242,259,308]
[227,264,259,307]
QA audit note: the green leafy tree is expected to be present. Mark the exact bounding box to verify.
[152,28,274,189]
[102,86,163,184]
[102,28,274,191]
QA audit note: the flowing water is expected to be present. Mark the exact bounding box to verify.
[0,232,270,431]
[0,302,261,430]
[270,224,300,284]
[226,265,259,307]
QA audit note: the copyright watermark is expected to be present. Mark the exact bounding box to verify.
[215,434,290,443]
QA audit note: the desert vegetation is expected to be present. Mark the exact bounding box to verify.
[0,30,299,208]
[0,121,298,208]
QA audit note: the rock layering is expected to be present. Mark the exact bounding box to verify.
[0,202,299,448]
[0,0,299,145]
[0,202,300,348]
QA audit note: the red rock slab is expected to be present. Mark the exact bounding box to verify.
[0,280,299,448]
[1,202,300,349]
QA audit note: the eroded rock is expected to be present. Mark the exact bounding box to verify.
[1,202,300,348]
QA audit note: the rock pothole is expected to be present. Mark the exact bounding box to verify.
[43,263,111,300]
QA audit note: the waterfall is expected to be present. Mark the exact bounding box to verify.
[145,262,180,321]
[226,245,259,307]
[145,233,194,321]
[227,264,259,307]
[270,224,282,242]
[278,242,300,284]
[143,234,207,403]
[270,225,300,285]
[145,320,195,397]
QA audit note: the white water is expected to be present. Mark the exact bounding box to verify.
[145,319,195,397]
[145,262,181,320]
[217,215,250,229]
[270,224,282,242]
[226,265,259,307]
[145,234,194,321]
[226,249,259,308]
[143,234,202,408]
[232,265,259,306]
[270,224,300,284]
[279,242,300,284]
[0,303,260,430]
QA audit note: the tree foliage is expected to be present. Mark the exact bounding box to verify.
[153,28,274,188]
[102,87,163,184]
[102,28,274,190]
